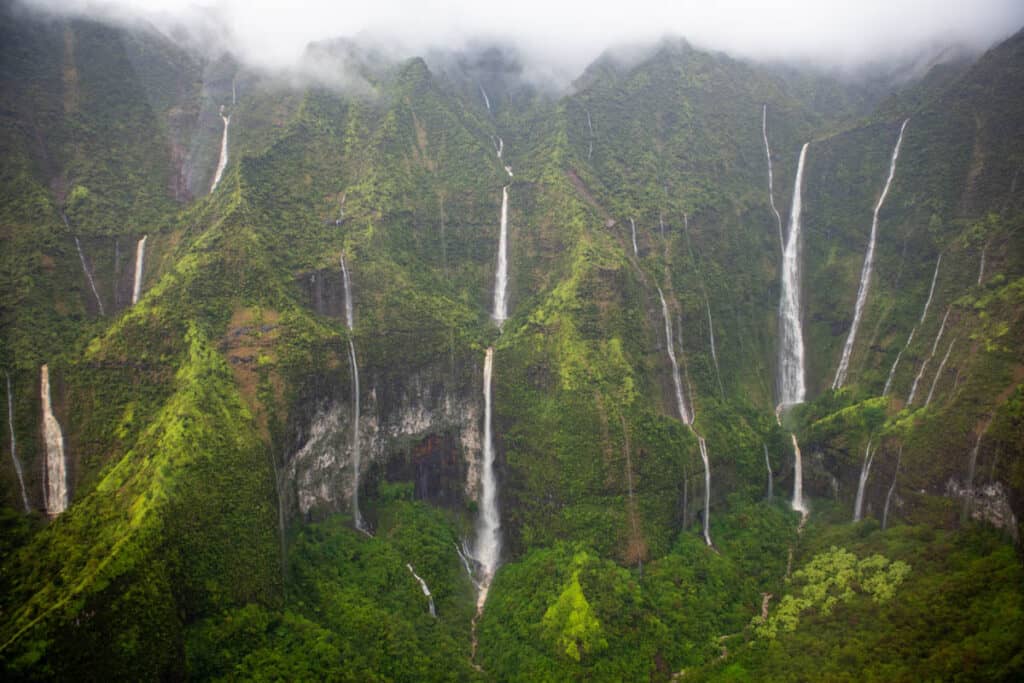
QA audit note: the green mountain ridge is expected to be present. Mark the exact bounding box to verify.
[1,4,1022,680]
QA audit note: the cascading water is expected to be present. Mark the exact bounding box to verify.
[882,447,902,530]
[962,425,988,522]
[925,337,956,407]
[40,364,67,517]
[479,85,491,112]
[656,287,712,545]
[704,296,724,398]
[761,104,784,251]
[884,254,941,396]
[131,235,147,305]
[791,433,808,515]
[406,564,437,618]
[5,373,30,512]
[492,187,510,326]
[339,253,366,533]
[456,543,477,583]
[763,443,773,500]
[630,217,638,256]
[475,347,501,611]
[210,106,231,193]
[778,143,809,408]
[657,288,692,425]
[907,307,950,406]
[73,236,105,315]
[977,246,986,286]
[852,440,875,522]
[833,119,909,390]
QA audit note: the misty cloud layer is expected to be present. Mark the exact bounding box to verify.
[17,0,1024,86]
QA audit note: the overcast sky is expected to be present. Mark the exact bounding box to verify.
[20,0,1024,78]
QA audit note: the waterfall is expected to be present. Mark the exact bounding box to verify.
[479,85,491,112]
[761,104,784,251]
[657,288,692,424]
[778,143,810,407]
[907,307,950,406]
[73,236,105,315]
[210,106,230,193]
[882,447,901,530]
[977,247,986,286]
[659,213,666,239]
[925,337,956,407]
[492,187,510,326]
[40,365,67,517]
[763,443,773,500]
[630,217,638,256]
[696,436,712,546]
[5,373,30,512]
[496,136,504,159]
[962,426,987,521]
[852,440,875,522]
[131,235,147,305]
[791,433,807,515]
[406,564,437,618]
[586,108,594,161]
[833,120,909,390]
[884,254,941,396]
[475,347,501,611]
[340,253,366,532]
[704,296,724,397]
[456,543,477,583]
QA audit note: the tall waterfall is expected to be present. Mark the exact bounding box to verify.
[884,254,941,396]
[657,288,712,545]
[907,307,950,406]
[761,104,784,251]
[791,433,807,515]
[763,444,774,500]
[882,447,902,530]
[778,144,809,407]
[833,120,909,390]
[40,365,67,517]
[630,217,638,256]
[340,253,366,532]
[852,440,875,522]
[977,247,986,286]
[406,564,437,618]
[210,106,230,193]
[475,347,501,611]
[5,373,30,512]
[925,338,956,407]
[704,296,724,397]
[131,235,147,305]
[657,288,692,425]
[73,236,105,315]
[479,85,491,112]
[492,186,510,326]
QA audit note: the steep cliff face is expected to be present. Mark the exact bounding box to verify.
[1,6,1023,679]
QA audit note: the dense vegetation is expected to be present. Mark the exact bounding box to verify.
[0,2,1022,679]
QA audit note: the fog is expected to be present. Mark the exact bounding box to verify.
[17,0,1024,87]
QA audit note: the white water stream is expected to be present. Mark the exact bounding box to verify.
[778,143,809,407]
[210,106,230,193]
[761,104,784,251]
[131,235,147,305]
[40,364,67,517]
[833,119,909,390]
[907,307,950,406]
[340,253,366,532]
[883,254,941,396]
[5,373,30,512]
[406,564,437,618]
[852,439,875,522]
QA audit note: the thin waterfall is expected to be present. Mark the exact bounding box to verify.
[657,288,692,424]
[884,254,940,396]
[704,296,724,398]
[475,347,501,611]
[882,447,902,530]
[962,426,987,522]
[492,187,510,326]
[977,247,986,286]
[907,307,950,406]
[479,85,491,112]
[585,108,594,161]
[340,253,366,532]
[406,564,437,618]
[696,436,712,546]
[763,443,773,500]
[40,364,67,517]
[456,543,477,583]
[630,217,638,256]
[778,143,809,407]
[5,373,30,512]
[925,337,956,407]
[659,213,666,239]
[853,440,875,522]
[74,237,105,315]
[761,104,784,251]
[833,119,909,390]
[210,106,230,193]
[791,433,807,515]
[131,235,147,305]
